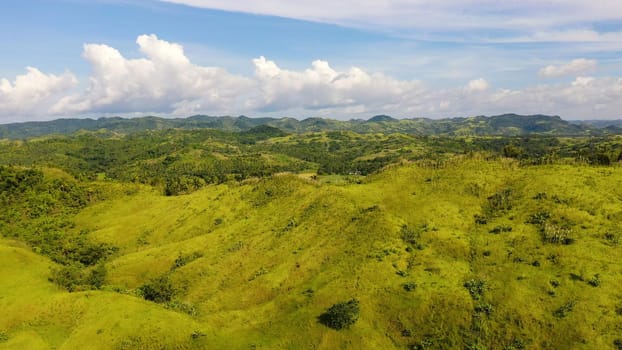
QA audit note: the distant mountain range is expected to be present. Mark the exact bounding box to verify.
[1,114,621,139]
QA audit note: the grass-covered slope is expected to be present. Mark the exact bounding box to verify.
[0,239,215,350]
[2,156,616,349]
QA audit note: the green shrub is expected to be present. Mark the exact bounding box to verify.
[171,251,203,270]
[465,343,487,350]
[464,279,486,300]
[604,232,619,245]
[486,188,513,216]
[474,214,487,225]
[49,264,84,292]
[489,225,512,234]
[49,262,108,291]
[396,270,409,277]
[139,275,174,303]
[402,282,417,292]
[166,300,199,316]
[526,211,551,225]
[86,263,107,289]
[401,224,424,248]
[474,303,494,316]
[553,300,575,318]
[318,299,360,330]
[550,280,560,288]
[409,339,434,350]
[532,192,547,200]
[190,330,207,339]
[587,274,601,287]
[504,339,526,350]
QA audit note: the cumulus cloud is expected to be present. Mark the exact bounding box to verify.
[249,56,424,113]
[2,35,622,121]
[539,59,597,78]
[466,78,489,92]
[51,34,252,115]
[0,67,77,119]
[50,35,428,117]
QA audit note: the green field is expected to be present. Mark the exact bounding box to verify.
[1,124,622,349]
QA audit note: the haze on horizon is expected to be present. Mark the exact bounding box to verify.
[1,0,622,123]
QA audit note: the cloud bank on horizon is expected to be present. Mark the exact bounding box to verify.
[1,34,621,122]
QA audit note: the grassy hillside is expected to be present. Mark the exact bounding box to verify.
[2,153,621,349]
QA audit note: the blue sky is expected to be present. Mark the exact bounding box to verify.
[1,0,622,122]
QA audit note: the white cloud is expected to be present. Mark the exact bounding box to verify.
[248,56,425,113]
[466,78,489,92]
[49,34,429,117]
[499,30,622,45]
[539,58,597,78]
[432,76,622,119]
[160,1,622,33]
[0,67,77,119]
[51,34,253,115]
[2,35,622,122]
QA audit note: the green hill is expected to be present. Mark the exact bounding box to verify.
[1,127,622,349]
[1,153,622,349]
[1,114,619,139]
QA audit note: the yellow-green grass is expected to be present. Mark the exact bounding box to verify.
[0,240,215,349]
[3,157,622,349]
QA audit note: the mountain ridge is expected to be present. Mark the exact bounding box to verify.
[1,113,621,139]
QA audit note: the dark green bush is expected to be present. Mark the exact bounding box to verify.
[486,189,513,215]
[318,299,360,330]
[166,300,199,316]
[474,303,494,316]
[401,224,426,249]
[553,300,575,318]
[49,264,84,292]
[171,251,203,270]
[140,275,174,303]
[526,211,551,225]
[191,330,207,339]
[504,339,526,350]
[489,225,512,234]
[532,192,547,200]
[402,282,417,292]
[49,262,108,291]
[474,214,487,225]
[587,274,601,287]
[464,279,486,300]
[86,263,107,289]
[409,339,434,350]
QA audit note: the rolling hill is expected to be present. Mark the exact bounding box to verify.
[1,155,622,349]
